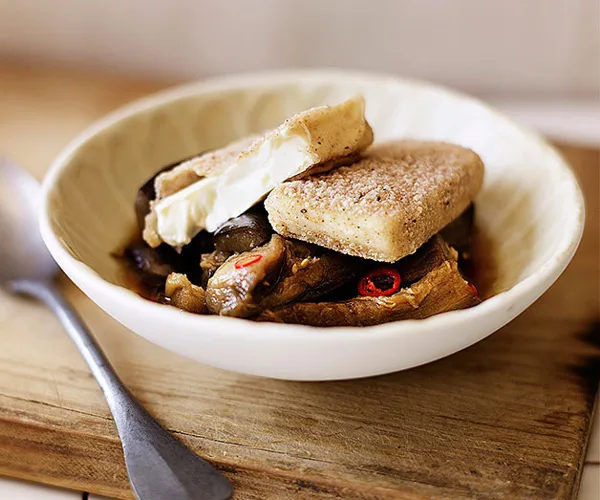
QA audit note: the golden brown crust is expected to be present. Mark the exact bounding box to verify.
[265,140,484,262]
[142,211,162,248]
[236,95,373,176]
[154,135,259,199]
[288,152,361,181]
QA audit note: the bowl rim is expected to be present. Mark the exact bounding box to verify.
[39,68,586,341]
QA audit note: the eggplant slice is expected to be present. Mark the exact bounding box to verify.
[205,235,364,318]
[258,236,480,326]
[213,208,273,254]
[205,234,287,317]
[165,273,207,314]
[260,239,365,308]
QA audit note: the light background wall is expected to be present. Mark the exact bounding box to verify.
[0,0,598,98]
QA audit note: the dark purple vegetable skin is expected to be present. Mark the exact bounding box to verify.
[440,204,474,258]
[213,208,272,254]
[440,203,475,282]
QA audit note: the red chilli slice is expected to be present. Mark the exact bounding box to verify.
[235,254,263,269]
[468,283,479,296]
[358,267,402,297]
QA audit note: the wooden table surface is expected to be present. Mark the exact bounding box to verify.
[0,63,598,500]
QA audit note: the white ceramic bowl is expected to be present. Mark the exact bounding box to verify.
[40,70,584,381]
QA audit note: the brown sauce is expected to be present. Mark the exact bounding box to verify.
[120,256,167,303]
[114,247,169,303]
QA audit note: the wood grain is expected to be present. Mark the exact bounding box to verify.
[0,63,598,500]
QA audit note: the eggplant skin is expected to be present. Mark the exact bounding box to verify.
[213,210,273,254]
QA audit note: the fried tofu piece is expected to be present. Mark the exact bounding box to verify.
[265,140,484,262]
[144,96,373,247]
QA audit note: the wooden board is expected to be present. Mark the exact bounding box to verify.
[0,63,598,500]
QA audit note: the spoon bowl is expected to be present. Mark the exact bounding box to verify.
[0,158,57,283]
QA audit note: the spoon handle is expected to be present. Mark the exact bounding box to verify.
[10,279,128,404]
[11,278,234,500]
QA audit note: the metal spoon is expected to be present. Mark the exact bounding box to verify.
[0,158,233,500]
